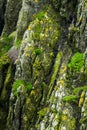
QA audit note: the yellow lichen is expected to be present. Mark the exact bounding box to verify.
[34,0,39,3]
[40,20,43,24]
[54,86,58,90]
[78,97,84,107]
[28,26,31,31]
[30,90,36,95]
[62,115,67,121]
[59,79,65,85]
[81,91,85,97]
[78,91,85,107]
[62,66,67,72]
[23,115,28,121]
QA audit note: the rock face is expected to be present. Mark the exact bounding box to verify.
[0,0,87,130]
[0,0,7,35]
[2,0,22,36]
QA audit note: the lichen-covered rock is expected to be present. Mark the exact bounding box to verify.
[0,0,7,35]
[35,0,87,129]
[6,4,61,130]
[2,0,22,36]
[0,54,15,130]
[0,35,16,130]
[15,6,60,81]
[0,0,87,130]
[15,0,49,40]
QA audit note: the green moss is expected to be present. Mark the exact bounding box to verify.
[41,82,46,88]
[25,6,61,85]
[12,80,24,96]
[31,6,60,45]
[0,36,13,44]
[4,65,12,87]
[12,80,33,96]
[62,95,78,102]
[33,23,43,41]
[34,48,43,55]
[8,31,16,39]
[47,52,62,99]
[69,24,79,32]
[25,82,33,91]
[80,116,87,124]
[14,39,22,48]
[36,11,46,20]
[37,107,49,117]
[0,37,12,56]
[68,52,84,72]
[0,32,15,51]
[59,116,76,130]
[73,86,87,95]
[0,54,10,66]
[67,117,76,130]
[3,45,11,52]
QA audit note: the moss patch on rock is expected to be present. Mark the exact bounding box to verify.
[0,54,10,66]
[68,52,84,72]
[12,80,33,97]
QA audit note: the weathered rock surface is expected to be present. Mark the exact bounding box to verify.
[2,0,22,36]
[0,0,7,35]
[0,0,87,130]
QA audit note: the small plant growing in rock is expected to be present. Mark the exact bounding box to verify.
[12,80,33,96]
[36,11,45,20]
[62,95,78,103]
[34,48,42,55]
[0,37,12,56]
[68,52,84,72]
[12,80,24,97]
[14,39,22,48]
[73,86,87,95]
[37,107,49,117]
[0,54,10,66]
[25,82,33,91]
[33,24,43,40]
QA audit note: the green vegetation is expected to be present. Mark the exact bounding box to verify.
[36,11,45,20]
[25,82,33,91]
[34,48,42,55]
[0,36,13,44]
[12,80,33,96]
[80,116,87,124]
[33,24,43,40]
[63,86,87,103]
[3,45,11,52]
[47,52,62,99]
[0,54,10,66]
[0,37,12,56]
[68,52,84,72]
[37,107,49,117]
[62,95,78,102]
[14,39,22,48]
[12,80,24,96]
[73,86,87,95]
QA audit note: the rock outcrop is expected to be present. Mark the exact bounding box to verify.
[0,0,87,130]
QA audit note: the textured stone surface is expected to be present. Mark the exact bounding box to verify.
[0,0,87,130]
[2,0,22,36]
[0,0,7,35]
